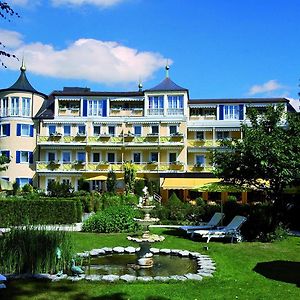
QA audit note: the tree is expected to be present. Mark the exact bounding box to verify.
[213,104,300,209]
[123,162,137,194]
[106,170,117,193]
[0,1,19,68]
[0,154,10,171]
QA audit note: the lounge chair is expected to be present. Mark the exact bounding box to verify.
[179,212,225,235]
[193,215,247,243]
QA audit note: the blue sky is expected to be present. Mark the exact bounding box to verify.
[1,0,300,99]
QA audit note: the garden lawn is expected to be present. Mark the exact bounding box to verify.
[0,228,299,300]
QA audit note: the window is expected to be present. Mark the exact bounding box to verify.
[62,178,70,185]
[224,105,239,120]
[21,97,31,116]
[108,126,115,136]
[134,125,142,136]
[216,131,230,140]
[62,152,71,162]
[18,178,31,188]
[48,152,56,161]
[0,124,10,136]
[169,125,177,135]
[93,153,100,162]
[49,125,56,135]
[77,152,85,162]
[0,150,9,158]
[196,131,204,140]
[195,155,205,167]
[20,151,30,163]
[78,125,86,135]
[148,96,164,115]
[21,124,30,136]
[92,180,101,191]
[11,97,19,116]
[151,125,159,134]
[63,125,71,136]
[88,100,105,116]
[169,152,177,163]
[47,178,55,190]
[0,97,8,117]
[150,152,158,162]
[107,152,115,163]
[133,152,141,163]
[93,125,101,136]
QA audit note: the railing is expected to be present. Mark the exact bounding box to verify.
[148,108,164,115]
[187,139,220,147]
[0,109,31,117]
[187,165,214,172]
[36,161,190,173]
[189,115,217,120]
[167,108,184,115]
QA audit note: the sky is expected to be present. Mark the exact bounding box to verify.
[0,0,300,100]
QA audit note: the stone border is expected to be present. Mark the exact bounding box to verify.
[6,247,216,282]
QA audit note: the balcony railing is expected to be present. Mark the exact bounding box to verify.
[167,108,184,115]
[148,108,164,115]
[187,139,220,147]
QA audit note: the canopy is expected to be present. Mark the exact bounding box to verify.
[84,175,108,181]
[162,178,220,190]
[194,182,249,192]
[0,178,13,191]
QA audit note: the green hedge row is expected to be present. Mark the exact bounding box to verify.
[0,199,82,226]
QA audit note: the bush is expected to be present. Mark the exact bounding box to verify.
[82,205,139,233]
[0,198,82,226]
[47,181,73,197]
[0,225,73,274]
[77,178,90,192]
[134,179,146,197]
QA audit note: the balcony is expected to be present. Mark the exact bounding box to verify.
[187,165,214,172]
[188,139,220,148]
[189,115,217,121]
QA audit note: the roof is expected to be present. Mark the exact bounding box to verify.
[34,99,54,119]
[146,77,188,92]
[189,98,290,104]
[0,67,47,98]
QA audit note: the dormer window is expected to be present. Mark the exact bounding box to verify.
[167,95,183,115]
[148,96,164,115]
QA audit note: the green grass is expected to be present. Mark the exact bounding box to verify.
[1,228,299,300]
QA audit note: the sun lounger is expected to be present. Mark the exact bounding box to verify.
[193,215,247,243]
[179,212,225,235]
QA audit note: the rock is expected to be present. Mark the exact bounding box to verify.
[197,271,213,277]
[169,275,187,281]
[113,247,125,253]
[150,248,160,254]
[184,273,203,281]
[84,275,102,281]
[153,276,170,282]
[160,248,171,254]
[77,252,89,258]
[102,275,120,282]
[101,247,113,253]
[136,276,153,282]
[124,246,136,253]
[120,275,137,282]
[179,250,190,257]
[189,252,201,258]
[90,249,105,256]
[0,283,6,289]
[70,275,84,281]
[170,249,181,255]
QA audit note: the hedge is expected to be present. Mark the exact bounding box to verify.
[0,199,82,226]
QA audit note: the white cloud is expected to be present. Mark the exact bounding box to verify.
[51,0,125,7]
[2,30,168,85]
[0,29,23,48]
[248,80,284,96]
[8,0,35,6]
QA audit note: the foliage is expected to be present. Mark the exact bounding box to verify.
[77,178,90,192]
[123,162,137,194]
[213,105,300,211]
[0,198,82,226]
[0,1,19,68]
[0,225,73,274]
[0,153,10,171]
[12,180,20,195]
[21,183,34,195]
[82,205,138,233]
[47,180,73,197]
[134,179,145,197]
[106,170,117,193]
[98,192,138,209]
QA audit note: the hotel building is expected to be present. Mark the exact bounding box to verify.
[0,64,296,202]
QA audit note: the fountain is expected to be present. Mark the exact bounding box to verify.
[127,186,164,268]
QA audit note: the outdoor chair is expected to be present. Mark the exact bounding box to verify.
[179,212,225,235]
[193,215,247,243]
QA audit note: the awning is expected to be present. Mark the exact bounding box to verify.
[84,175,108,181]
[188,127,212,132]
[161,178,220,190]
[215,127,241,132]
[194,182,249,192]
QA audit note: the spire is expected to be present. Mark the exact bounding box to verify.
[138,78,143,92]
[165,60,170,78]
[20,56,26,72]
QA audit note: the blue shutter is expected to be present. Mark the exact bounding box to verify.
[16,124,21,136]
[83,100,87,116]
[102,100,107,117]
[219,105,224,120]
[5,124,10,136]
[29,178,33,185]
[239,104,244,120]
[29,152,33,164]
[16,151,20,163]
[16,178,20,187]
[4,150,10,158]
[30,125,34,137]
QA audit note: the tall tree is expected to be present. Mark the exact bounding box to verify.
[213,104,300,208]
[123,162,137,194]
[0,1,19,68]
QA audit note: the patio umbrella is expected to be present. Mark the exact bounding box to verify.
[0,274,6,281]
[0,178,13,191]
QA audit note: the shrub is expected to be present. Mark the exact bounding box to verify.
[0,225,74,274]
[134,179,146,197]
[77,178,90,192]
[47,181,73,197]
[107,170,117,193]
[22,183,34,195]
[0,198,82,226]
[82,205,139,233]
